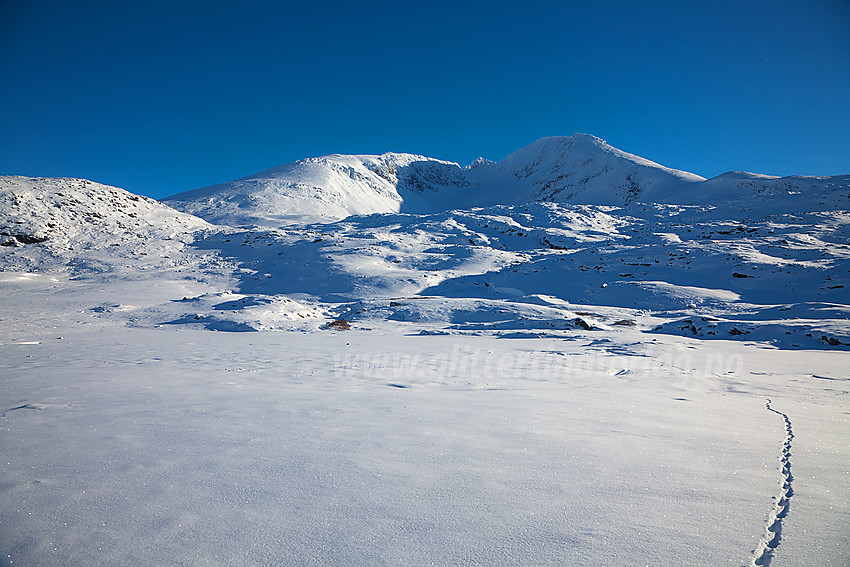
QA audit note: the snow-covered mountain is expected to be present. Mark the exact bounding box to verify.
[164,152,469,226]
[165,134,848,227]
[460,134,704,207]
[3,140,849,346]
[3,140,850,567]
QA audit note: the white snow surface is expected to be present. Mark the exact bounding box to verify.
[2,136,850,566]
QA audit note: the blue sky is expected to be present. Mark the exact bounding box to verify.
[1,0,849,199]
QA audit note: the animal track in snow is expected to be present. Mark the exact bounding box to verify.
[748,399,794,566]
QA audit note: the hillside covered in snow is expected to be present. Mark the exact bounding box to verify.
[2,136,849,566]
[165,134,848,227]
[0,175,211,272]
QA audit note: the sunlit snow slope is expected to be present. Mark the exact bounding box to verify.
[165,152,468,226]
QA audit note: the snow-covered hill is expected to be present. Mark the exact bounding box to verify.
[165,134,849,227]
[165,152,469,226]
[0,175,212,272]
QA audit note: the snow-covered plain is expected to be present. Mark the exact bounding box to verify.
[1,136,849,566]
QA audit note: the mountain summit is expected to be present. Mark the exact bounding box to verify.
[165,134,843,227]
[457,134,705,207]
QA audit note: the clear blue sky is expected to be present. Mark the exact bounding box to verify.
[1,0,849,199]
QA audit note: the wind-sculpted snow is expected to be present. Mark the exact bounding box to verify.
[3,328,847,566]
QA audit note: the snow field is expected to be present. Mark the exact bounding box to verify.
[3,328,847,566]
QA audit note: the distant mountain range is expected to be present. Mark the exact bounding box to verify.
[2,134,849,348]
[164,134,849,226]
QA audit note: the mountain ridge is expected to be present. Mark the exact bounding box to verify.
[164,134,848,227]
[1,154,848,349]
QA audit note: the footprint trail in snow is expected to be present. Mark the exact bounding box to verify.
[749,399,794,566]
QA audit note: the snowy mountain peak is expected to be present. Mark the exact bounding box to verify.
[166,150,467,227]
[500,133,704,183]
[525,133,608,149]
[467,156,496,169]
[164,135,847,228]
